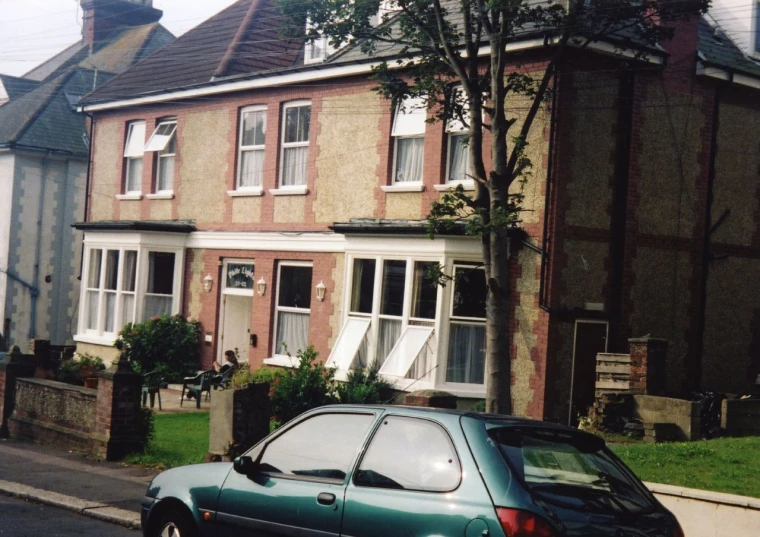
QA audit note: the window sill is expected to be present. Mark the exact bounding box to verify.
[74,333,118,347]
[228,188,263,198]
[269,186,308,196]
[263,355,298,368]
[434,181,476,192]
[146,192,175,200]
[115,193,142,201]
[381,184,425,193]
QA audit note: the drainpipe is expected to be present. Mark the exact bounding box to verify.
[30,151,52,339]
[79,112,96,280]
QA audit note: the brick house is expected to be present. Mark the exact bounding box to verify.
[0,0,173,349]
[75,0,760,422]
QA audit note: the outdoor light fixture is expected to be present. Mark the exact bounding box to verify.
[203,274,213,292]
[316,280,326,302]
[257,277,267,297]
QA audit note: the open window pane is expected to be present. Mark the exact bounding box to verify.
[394,137,424,183]
[392,97,425,136]
[350,258,376,314]
[326,317,371,370]
[144,122,177,152]
[411,262,437,319]
[379,325,434,377]
[278,266,312,309]
[276,311,309,355]
[123,121,146,158]
[380,260,406,316]
[446,323,485,384]
[452,266,486,319]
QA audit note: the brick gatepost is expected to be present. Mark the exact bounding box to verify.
[629,337,668,396]
[0,346,36,438]
[93,351,143,460]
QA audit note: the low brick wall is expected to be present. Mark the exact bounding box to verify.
[721,398,760,436]
[633,395,700,441]
[9,378,98,453]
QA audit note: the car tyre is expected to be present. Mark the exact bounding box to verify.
[153,508,198,537]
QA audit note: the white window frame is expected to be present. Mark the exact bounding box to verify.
[75,233,186,346]
[144,119,177,194]
[277,100,311,192]
[123,120,145,195]
[82,249,138,337]
[443,264,487,386]
[271,261,314,363]
[236,105,267,194]
[390,96,426,188]
[441,86,474,189]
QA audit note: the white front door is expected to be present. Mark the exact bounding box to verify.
[220,294,253,363]
[218,260,255,363]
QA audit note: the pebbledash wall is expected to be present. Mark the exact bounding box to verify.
[76,14,760,420]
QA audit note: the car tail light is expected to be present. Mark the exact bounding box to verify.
[672,521,685,537]
[496,507,556,537]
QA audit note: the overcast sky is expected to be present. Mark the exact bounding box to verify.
[0,0,239,76]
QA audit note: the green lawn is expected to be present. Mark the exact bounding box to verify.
[126,412,210,470]
[612,436,760,498]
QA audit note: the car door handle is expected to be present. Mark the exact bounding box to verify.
[317,492,336,506]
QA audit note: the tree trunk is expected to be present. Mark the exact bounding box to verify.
[484,227,512,415]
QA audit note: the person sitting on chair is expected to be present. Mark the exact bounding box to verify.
[214,350,239,374]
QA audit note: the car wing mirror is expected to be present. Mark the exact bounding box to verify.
[233,455,259,475]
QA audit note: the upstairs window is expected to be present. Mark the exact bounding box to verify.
[238,106,267,190]
[280,101,311,188]
[446,87,471,185]
[145,119,177,193]
[123,121,145,194]
[392,97,426,184]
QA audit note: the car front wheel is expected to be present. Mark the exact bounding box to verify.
[152,508,198,537]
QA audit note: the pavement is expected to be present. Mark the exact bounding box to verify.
[0,438,157,530]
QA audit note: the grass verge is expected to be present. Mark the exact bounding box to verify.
[612,436,760,498]
[125,412,210,470]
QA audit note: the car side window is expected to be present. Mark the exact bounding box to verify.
[355,416,461,492]
[259,413,375,482]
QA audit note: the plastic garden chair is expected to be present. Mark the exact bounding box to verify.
[212,367,236,390]
[181,370,215,409]
[142,371,164,410]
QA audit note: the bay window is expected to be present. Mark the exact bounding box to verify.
[274,263,313,356]
[446,265,487,384]
[77,237,184,343]
[391,97,426,185]
[123,121,145,194]
[238,106,266,190]
[279,101,311,188]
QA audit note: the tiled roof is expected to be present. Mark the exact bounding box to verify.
[82,0,302,104]
[0,74,40,101]
[697,16,760,79]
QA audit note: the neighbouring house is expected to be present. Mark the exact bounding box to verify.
[74,0,760,422]
[0,0,174,350]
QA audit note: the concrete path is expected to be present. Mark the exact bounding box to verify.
[0,438,156,529]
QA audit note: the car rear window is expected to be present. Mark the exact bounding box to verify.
[490,427,656,514]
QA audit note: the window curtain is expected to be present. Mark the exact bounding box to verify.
[143,295,172,320]
[448,134,469,182]
[126,158,143,192]
[105,292,117,333]
[282,146,308,186]
[122,251,137,292]
[240,149,264,187]
[395,137,424,182]
[276,311,310,355]
[446,323,486,384]
[158,156,174,191]
[121,294,135,326]
[376,318,402,364]
[87,291,99,330]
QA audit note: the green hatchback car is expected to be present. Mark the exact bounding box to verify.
[141,405,684,537]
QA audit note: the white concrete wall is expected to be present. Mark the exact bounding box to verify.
[648,483,760,537]
[0,152,14,336]
[710,0,756,55]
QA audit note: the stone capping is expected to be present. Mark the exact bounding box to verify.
[646,482,760,510]
[628,337,669,344]
[16,378,98,397]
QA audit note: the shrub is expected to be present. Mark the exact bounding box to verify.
[116,314,201,383]
[335,366,395,405]
[270,346,337,425]
[225,366,285,391]
[135,407,155,453]
[56,353,105,386]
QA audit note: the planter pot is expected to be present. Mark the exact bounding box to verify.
[209,382,270,460]
[83,377,99,389]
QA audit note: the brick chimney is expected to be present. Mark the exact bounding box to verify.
[80,0,163,47]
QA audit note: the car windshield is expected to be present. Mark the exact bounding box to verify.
[490,427,656,514]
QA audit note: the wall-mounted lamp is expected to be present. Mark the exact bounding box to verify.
[316,280,326,302]
[257,277,267,297]
[203,274,213,293]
